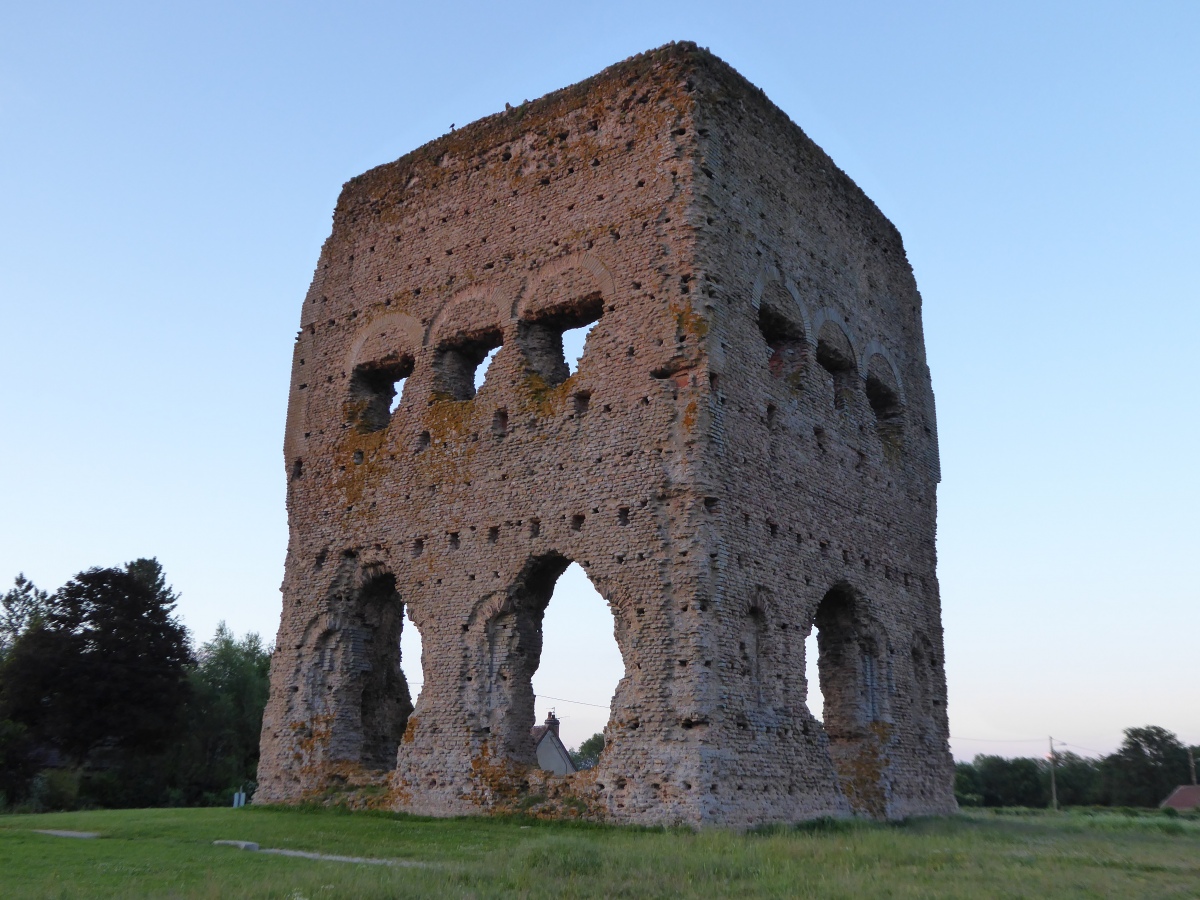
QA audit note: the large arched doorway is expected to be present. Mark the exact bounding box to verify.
[532,562,624,760]
[806,582,890,815]
[486,554,624,770]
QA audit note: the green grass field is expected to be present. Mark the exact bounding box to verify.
[1,805,1198,898]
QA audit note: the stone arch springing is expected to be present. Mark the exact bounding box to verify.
[815,321,858,410]
[864,352,904,456]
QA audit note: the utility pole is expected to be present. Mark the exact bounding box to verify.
[1048,736,1058,812]
[1189,747,1197,786]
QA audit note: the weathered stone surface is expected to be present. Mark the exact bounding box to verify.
[256,42,956,826]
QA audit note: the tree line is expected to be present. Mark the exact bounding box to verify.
[0,560,270,811]
[955,726,1198,809]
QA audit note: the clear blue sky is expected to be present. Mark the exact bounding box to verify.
[1,1,1196,759]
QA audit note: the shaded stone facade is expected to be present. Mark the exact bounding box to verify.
[256,43,956,825]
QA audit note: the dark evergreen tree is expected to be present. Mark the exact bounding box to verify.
[0,559,192,762]
[0,574,50,658]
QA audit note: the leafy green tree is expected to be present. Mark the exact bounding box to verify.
[172,622,271,803]
[570,732,605,770]
[0,559,192,762]
[0,718,38,806]
[1051,751,1102,806]
[954,761,982,806]
[974,754,1047,807]
[1100,726,1191,807]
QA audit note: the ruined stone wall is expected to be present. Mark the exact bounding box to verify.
[257,43,955,825]
[684,59,954,820]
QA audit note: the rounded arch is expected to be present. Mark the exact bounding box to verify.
[299,556,415,770]
[346,311,424,371]
[426,285,507,347]
[814,315,859,410]
[807,582,891,815]
[343,312,424,431]
[863,349,906,455]
[806,582,889,734]
[514,253,612,387]
[809,307,858,362]
[751,264,812,335]
[859,341,906,405]
[513,251,616,321]
[753,266,811,384]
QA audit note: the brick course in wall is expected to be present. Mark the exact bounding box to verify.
[255,42,956,826]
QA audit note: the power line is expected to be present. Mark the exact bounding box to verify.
[950,736,1046,743]
[406,683,610,710]
[537,694,610,710]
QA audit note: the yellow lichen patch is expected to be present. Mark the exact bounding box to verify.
[401,714,420,744]
[670,298,710,341]
[414,399,480,485]
[681,398,699,432]
[834,723,894,819]
[332,429,389,508]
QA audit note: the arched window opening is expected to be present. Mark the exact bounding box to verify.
[348,355,414,432]
[757,285,806,383]
[433,327,503,401]
[816,322,857,410]
[519,292,603,387]
[354,573,413,768]
[865,355,904,456]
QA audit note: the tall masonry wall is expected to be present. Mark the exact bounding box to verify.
[256,42,956,826]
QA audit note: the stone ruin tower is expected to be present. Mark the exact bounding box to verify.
[256,43,956,825]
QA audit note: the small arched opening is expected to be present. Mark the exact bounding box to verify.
[864,354,904,457]
[432,327,503,401]
[347,354,414,432]
[816,321,858,410]
[518,292,604,387]
[757,283,807,383]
